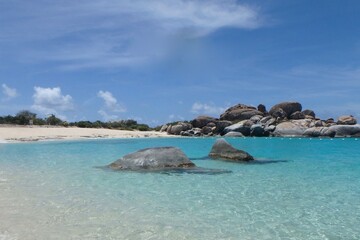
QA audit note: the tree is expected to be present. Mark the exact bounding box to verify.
[46,114,63,126]
[15,110,37,125]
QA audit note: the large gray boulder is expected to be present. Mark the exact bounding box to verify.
[272,120,312,137]
[159,124,168,132]
[224,131,245,137]
[302,109,316,118]
[269,102,302,118]
[215,120,232,134]
[250,124,266,137]
[191,116,218,128]
[328,125,360,137]
[337,115,357,125]
[209,138,254,161]
[290,111,305,120]
[303,127,336,138]
[108,147,195,170]
[303,125,360,137]
[167,122,192,135]
[220,104,263,122]
[223,120,254,136]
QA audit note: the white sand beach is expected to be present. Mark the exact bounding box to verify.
[0,125,171,142]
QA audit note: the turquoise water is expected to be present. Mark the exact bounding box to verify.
[0,137,360,240]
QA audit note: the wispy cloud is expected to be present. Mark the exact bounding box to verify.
[0,0,262,70]
[191,102,227,116]
[97,90,126,121]
[169,114,185,121]
[31,86,74,119]
[1,84,18,100]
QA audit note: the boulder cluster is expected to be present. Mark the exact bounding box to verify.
[108,139,255,172]
[161,101,360,138]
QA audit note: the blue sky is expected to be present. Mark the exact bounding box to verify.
[1,0,359,125]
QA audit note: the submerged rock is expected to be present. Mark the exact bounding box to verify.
[108,147,195,170]
[209,138,254,161]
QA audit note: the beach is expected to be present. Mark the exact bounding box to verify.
[0,125,171,143]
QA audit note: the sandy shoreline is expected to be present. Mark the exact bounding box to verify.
[0,125,172,143]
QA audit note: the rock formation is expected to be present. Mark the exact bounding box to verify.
[337,115,357,125]
[220,104,264,122]
[209,138,254,161]
[269,102,302,119]
[108,147,196,170]
[162,101,359,138]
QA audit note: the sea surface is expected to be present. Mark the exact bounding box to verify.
[0,137,359,240]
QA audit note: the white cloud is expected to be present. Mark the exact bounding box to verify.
[191,102,226,115]
[2,84,18,100]
[32,86,74,118]
[97,90,126,121]
[97,90,126,112]
[98,110,119,121]
[0,0,262,70]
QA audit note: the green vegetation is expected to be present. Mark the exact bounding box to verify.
[0,110,151,131]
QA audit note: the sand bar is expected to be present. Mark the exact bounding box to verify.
[0,125,172,143]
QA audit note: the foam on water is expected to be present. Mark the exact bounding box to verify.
[0,138,360,239]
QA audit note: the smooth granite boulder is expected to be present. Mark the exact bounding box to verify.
[302,109,316,118]
[272,120,312,137]
[303,127,336,138]
[159,124,168,132]
[290,111,305,120]
[220,104,263,122]
[224,131,245,137]
[269,102,302,118]
[328,125,360,137]
[223,120,254,136]
[215,120,232,134]
[108,147,195,170]
[250,124,266,137]
[209,138,254,161]
[337,115,357,125]
[167,122,192,135]
[191,116,218,128]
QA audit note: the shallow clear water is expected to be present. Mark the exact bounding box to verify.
[0,137,360,240]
